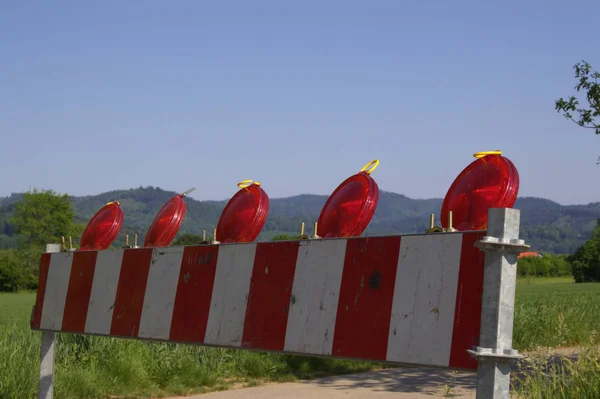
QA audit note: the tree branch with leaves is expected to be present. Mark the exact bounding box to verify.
[555,60,600,134]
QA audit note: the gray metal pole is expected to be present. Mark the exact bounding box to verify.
[39,243,60,399]
[468,208,530,399]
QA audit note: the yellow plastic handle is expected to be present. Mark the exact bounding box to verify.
[360,159,380,175]
[473,150,502,159]
[106,201,120,206]
[238,180,261,188]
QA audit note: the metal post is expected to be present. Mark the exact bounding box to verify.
[468,208,530,398]
[38,243,60,399]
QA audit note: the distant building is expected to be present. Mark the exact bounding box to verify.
[518,251,543,259]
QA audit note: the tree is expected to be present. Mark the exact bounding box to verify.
[12,188,76,248]
[568,219,600,282]
[0,189,76,292]
[555,61,600,139]
[11,188,76,282]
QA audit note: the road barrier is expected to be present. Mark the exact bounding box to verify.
[31,208,528,399]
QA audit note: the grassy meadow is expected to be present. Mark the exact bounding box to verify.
[1,277,599,398]
[0,292,383,399]
[514,277,600,350]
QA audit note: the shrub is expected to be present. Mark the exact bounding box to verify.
[518,254,571,278]
[0,252,38,293]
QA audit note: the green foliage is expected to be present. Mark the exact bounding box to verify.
[568,220,600,282]
[517,254,571,277]
[0,256,22,292]
[12,188,75,249]
[0,248,37,293]
[555,60,600,136]
[0,189,77,292]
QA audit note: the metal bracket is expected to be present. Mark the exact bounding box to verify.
[467,346,524,361]
[474,235,530,254]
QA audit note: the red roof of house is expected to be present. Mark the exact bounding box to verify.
[518,251,542,259]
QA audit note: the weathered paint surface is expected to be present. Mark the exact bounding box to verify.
[40,252,73,330]
[332,235,401,360]
[386,234,462,366]
[242,241,300,350]
[85,250,124,335]
[169,245,219,342]
[138,248,184,340]
[284,239,347,356]
[30,253,52,330]
[109,249,153,337]
[204,244,257,347]
[449,232,486,369]
[31,232,486,370]
[62,251,98,333]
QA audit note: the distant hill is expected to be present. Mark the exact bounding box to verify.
[0,186,598,254]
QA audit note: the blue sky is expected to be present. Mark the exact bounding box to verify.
[1,1,598,205]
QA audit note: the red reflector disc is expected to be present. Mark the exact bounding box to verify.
[144,195,187,247]
[216,181,269,243]
[441,153,519,231]
[317,160,380,238]
[79,202,124,251]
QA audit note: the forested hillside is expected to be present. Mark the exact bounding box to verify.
[0,186,598,254]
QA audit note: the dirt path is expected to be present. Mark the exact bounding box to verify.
[164,347,585,399]
[165,367,477,398]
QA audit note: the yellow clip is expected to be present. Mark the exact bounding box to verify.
[360,159,380,175]
[106,201,120,206]
[473,150,502,159]
[238,180,261,188]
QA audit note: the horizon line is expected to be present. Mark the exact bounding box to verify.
[0,185,597,208]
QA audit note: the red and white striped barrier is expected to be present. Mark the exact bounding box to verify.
[31,231,486,370]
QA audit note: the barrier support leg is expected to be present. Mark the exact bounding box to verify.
[468,208,530,399]
[38,243,60,399]
[39,331,56,399]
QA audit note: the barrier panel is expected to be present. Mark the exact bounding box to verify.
[31,208,528,399]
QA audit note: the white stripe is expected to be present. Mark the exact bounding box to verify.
[204,243,257,347]
[40,252,74,330]
[85,250,124,335]
[138,247,184,340]
[386,233,463,367]
[284,239,347,356]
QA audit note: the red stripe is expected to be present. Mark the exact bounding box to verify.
[448,232,486,369]
[110,248,153,337]
[332,236,402,360]
[61,251,98,333]
[31,253,52,329]
[169,246,219,342]
[241,241,300,350]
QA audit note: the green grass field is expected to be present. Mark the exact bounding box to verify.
[514,277,600,350]
[1,277,599,398]
[0,292,384,398]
